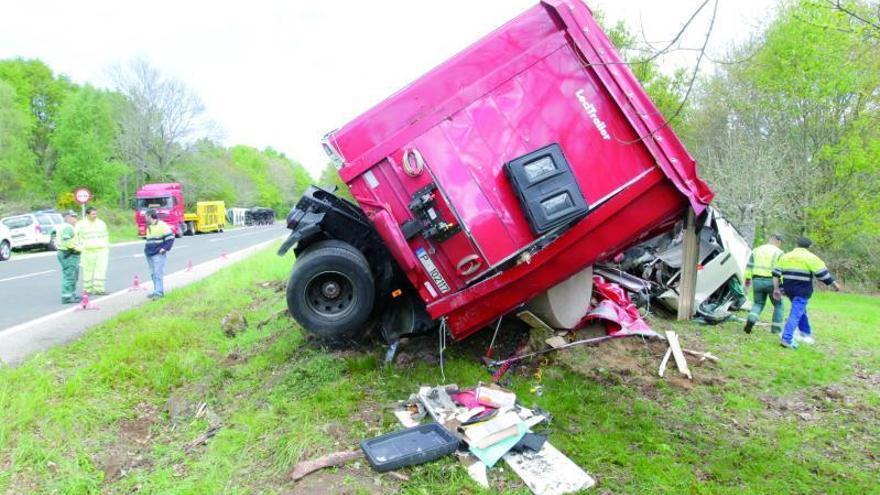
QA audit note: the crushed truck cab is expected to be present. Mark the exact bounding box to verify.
[280,0,713,342]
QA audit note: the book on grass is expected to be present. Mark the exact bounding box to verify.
[462,410,523,449]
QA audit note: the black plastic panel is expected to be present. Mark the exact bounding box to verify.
[504,143,588,235]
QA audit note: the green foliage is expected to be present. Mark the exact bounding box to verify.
[0,80,38,200]
[317,162,354,201]
[0,58,74,176]
[50,85,125,204]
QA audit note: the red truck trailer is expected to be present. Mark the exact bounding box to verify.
[279,0,713,342]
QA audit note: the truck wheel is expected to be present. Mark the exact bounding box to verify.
[286,240,374,340]
[0,241,10,261]
[176,224,184,238]
[186,221,196,236]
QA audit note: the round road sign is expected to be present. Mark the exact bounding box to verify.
[74,188,92,205]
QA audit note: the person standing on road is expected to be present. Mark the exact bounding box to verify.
[772,236,841,349]
[57,210,82,304]
[75,206,110,295]
[145,209,174,299]
[743,233,785,334]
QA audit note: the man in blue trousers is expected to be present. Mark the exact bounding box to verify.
[772,236,841,349]
[144,209,175,299]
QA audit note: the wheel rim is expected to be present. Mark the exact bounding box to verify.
[1,243,9,258]
[305,271,356,319]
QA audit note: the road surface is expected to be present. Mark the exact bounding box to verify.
[0,224,287,331]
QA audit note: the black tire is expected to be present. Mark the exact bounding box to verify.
[186,221,196,236]
[175,223,184,238]
[286,240,374,340]
[46,233,57,251]
[0,241,10,261]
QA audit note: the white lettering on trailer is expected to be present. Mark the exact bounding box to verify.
[575,88,611,140]
[416,247,451,294]
[423,281,438,298]
[363,170,379,189]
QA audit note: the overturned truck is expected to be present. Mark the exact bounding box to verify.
[279,0,714,342]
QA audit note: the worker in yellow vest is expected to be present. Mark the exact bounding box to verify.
[144,209,175,299]
[75,206,110,295]
[772,236,841,349]
[743,233,784,334]
[57,210,82,303]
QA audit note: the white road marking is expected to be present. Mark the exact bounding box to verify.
[209,232,253,242]
[0,269,57,283]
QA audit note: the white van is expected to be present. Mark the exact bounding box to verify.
[0,211,65,251]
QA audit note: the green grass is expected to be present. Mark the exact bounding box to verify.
[1,248,877,494]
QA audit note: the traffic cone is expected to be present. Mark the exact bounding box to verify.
[128,274,146,292]
[220,251,228,260]
[76,290,100,311]
[186,259,193,272]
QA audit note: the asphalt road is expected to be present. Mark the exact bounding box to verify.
[0,224,288,331]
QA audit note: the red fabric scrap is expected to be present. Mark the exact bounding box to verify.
[580,275,657,337]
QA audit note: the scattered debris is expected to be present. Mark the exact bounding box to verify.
[658,347,673,378]
[504,442,596,494]
[381,383,593,494]
[256,308,289,329]
[664,331,692,380]
[545,336,568,349]
[289,450,363,481]
[681,348,719,363]
[221,311,248,337]
[361,424,459,472]
[184,425,221,453]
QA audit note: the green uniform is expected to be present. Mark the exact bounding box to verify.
[56,223,81,302]
[76,218,110,294]
[745,243,784,333]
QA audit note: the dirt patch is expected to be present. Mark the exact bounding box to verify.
[285,463,394,495]
[96,402,160,483]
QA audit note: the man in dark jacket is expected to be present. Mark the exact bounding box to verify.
[144,209,175,299]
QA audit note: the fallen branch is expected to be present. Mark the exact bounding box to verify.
[289,450,363,481]
[386,470,410,482]
[257,308,289,329]
[184,425,221,453]
[681,348,719,363]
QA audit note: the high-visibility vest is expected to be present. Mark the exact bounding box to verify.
[57,224,80,252]
[773,247,835,298]
[75,218,109,251]
[744,243,782,280]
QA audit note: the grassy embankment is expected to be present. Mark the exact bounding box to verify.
[0,246,877,494]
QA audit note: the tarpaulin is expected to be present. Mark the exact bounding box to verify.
[580,275,658,338]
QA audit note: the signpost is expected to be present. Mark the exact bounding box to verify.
[74,187,92,218]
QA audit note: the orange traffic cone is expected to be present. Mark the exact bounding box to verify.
[128,274,147,292]
[220,251,228,260]
[76,290,100,311]
[186,259,193,272]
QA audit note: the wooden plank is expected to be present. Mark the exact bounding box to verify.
[658,347,672,377]
[665,331,692,379]
[677,208,699,320]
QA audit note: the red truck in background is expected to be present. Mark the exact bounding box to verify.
[135,183,225,237]
[136,183,186,237]
[278,0,714,344]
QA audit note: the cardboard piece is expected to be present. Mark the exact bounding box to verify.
[504,442,596,495]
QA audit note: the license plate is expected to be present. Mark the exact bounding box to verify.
[416,248,451,294]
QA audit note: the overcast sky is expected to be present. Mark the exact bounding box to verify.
[1,0,777,178]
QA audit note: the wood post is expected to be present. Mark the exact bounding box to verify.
[677,207,699,320]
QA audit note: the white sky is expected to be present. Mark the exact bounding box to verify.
[0,0,776,178]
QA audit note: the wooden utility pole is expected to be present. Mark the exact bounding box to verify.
[677,208,699,320]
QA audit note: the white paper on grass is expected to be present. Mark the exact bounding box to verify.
[504,442,596,495]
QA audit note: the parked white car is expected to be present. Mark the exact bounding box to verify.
[0,223,11,261]
[0,211,65,251]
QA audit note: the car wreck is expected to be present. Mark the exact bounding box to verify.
[595,207,751,323]
[278,0,715,344]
